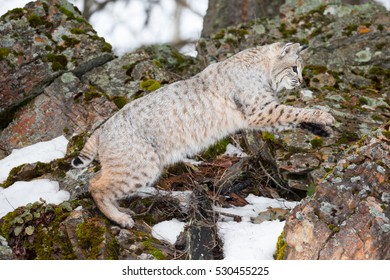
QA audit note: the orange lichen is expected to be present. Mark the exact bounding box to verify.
[358,26,370,34]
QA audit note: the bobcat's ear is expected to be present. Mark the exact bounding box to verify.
[298,45,308,54]
[280,42,301,57]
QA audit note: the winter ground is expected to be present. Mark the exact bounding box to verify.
[0,136,298,259]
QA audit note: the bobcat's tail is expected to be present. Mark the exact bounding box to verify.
[71,131,99,168]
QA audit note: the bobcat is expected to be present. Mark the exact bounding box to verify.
[72,42,335,228]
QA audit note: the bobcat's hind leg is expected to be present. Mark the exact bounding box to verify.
[89,174,136,228]
[88,151,162,228]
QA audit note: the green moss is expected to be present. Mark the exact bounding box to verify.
[0,202,76,259]
[368,66,390,78]
[310,136,324,149]
[0,47,11,60]
[358,96,368,105]
[27,14,46,28]
[372,114,383,122]
[227,28,249,37]
[2,8,26,21]
[61,35,81,47]
[111,96,128,109]
[306,184,317,197]
[377,24,384,31]
[0,210,20,239]
[328,224,340,233]
[201,137,230,160]
[70,28,86,35]
[58,6,76,20]
[0,159,69,189]
[343,24,358,36]
[145,45,196,74]
[0,164,25,188]
[142,240,166,260]
[140,79,161,91]
[213,29,225,40]
[382,130,390,140]
[321,85,337,91]
[102,42,112,53]
[76,219,106,259]
[261,131,276,143]
[46,53,68,71]
[278,23,297,37]
[67,134,87,158]
[274,231,287,260]
[304,65,327,75]
[355,134,367,146]
[312,77,320,83]
[309,27,322,38]
[84,91,102,101]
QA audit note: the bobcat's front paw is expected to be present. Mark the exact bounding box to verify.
[300,110,335,137]
[310,110,335,126]
[299,122,333,137]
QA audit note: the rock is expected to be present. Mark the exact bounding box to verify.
[0,0,114,128]
[282,126,390,259]
[300,89,314,100]
[82,45,196,101]
[0,73,117,151]
[252,208,290,224]
[0,235,13,260]
[0,197,172,260]
[278,153,320,175]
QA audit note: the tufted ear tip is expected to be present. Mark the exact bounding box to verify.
[280,42,300,57]
[298,45,308,54]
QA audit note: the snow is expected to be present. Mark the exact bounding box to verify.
[152,218,186,245]
[0,179,70,218]
[0,136,70,218]
[215,194,297,222]
[151,193,298,259]
[218,220,285,260]
[224,143,248,158]
[0,136,69,184]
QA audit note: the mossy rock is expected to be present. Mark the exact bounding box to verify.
[0,201,76,259]
[274,231,287,260]
[0,47,11,60]
[111,96,128,109]
[200,137,231,160]
[75,218,119,260]
[140,79,161,91]
[66,133,88,158]
[0,159,70,189]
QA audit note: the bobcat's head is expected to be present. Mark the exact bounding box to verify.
[269,42,307,92]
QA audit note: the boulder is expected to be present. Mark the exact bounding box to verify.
[282,125,390,259]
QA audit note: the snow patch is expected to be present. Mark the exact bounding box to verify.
[224,144,248,158]
[218,220,285,259]
[152,218,185,244]
[0,136,69,184]
[215,194,297,222]
[0,179,70,218]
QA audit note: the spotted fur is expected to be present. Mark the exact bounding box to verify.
[72,42,335,228]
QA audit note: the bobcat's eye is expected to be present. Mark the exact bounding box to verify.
[292,66,298,73]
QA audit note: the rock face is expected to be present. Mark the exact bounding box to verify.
[0,0,113,130]
[283,125,390,259]
[0,0,198,152]
[0,0,389,260]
